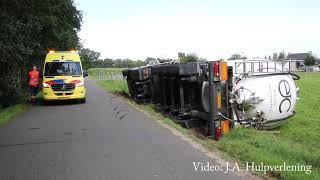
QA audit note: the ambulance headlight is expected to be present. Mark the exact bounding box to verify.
[76,81,84,87]
[43,82,50,88]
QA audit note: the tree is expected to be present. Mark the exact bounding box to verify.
[305,54,316,66]
[136,60,145,67]
[228,54,247,60]
[273,53,278,60]
[228,54,243,60]
[103,58,114,67]
[0,0,82,108]
[145,57,157,65]
[278,51,286,60]
[199,57,208,61]
[78,48,101,70]
[178,53,198,63]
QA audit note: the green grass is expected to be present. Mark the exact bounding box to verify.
[97,80,129,94]
[278,73,320,149]
[0,104,28,127]
[94,70,320,179]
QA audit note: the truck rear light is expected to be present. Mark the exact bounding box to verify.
[222,120,230,134]
[220,61,228,81]
[214,62,219,77]
[215,127,221,141]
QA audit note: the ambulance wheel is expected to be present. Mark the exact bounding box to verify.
[42,100,50,105]
[80,98,86,104]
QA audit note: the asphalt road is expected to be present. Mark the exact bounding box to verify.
[0,79,245,180]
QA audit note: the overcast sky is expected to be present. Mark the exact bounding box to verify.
[75,0,320,60]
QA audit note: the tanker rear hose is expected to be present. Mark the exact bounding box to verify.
[216,112,252,123]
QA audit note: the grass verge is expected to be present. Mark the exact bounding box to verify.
[96,72,320,180]
[0,104,28,127]
[97,80,128,94]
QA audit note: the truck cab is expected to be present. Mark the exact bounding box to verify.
[42,51,87,103]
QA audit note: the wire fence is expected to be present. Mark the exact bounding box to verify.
[97,70,124,80]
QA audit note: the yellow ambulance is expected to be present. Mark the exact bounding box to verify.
[42,50,87,103]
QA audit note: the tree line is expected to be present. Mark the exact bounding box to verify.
[79,48,203,70]
[0,0,82,108]
[79,48,146,69]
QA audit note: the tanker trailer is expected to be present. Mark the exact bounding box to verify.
[123,60,300,139]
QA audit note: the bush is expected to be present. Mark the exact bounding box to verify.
[305,54,316,66]
[0,78,25,109]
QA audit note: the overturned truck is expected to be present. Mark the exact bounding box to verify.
[122,60,300,140]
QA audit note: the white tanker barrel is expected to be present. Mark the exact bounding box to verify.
[201,73,299,129]
[232,74,299,129]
